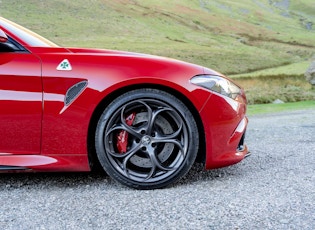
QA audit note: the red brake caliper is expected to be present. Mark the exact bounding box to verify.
[117,113,136,153]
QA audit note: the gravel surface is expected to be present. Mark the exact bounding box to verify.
[1,109,314,229]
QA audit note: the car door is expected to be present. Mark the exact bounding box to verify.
[0,46,42,154]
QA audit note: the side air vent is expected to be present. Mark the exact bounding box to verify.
[65,80,88,106]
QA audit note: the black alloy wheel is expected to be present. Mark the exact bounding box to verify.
[95,89,199,189]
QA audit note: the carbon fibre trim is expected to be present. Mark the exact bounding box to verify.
[64,80,88,106]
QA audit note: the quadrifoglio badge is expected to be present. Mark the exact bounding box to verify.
[57,59,72,71]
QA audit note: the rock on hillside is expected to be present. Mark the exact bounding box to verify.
[305,58,315,87]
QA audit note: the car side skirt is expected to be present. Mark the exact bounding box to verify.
[0,154,90,172]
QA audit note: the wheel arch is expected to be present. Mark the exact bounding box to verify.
[87,83,206,170]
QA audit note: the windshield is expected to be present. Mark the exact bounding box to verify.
[0,17,58,47]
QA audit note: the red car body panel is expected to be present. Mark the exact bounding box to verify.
[0,17,248,173]
[0,52,42,155]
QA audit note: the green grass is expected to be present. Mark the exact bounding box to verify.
[231,61,311,79]
[233,75,315,104]
[248,100,315,115]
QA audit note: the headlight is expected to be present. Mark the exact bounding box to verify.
[190,75,241,100]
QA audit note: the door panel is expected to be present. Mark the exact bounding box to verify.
[0,52,42,154]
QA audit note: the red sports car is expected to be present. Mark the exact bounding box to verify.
[0,17,248,189]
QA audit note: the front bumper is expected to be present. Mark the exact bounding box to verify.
[199,93,249,170]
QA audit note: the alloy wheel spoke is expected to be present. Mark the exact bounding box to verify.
[148,151,174,172]
[122,100,153,133]
[122,145,142,177]
[157,139,185,158]
[106,123,142,139]
[142,153,175,182]
[144,164,156,181]
[147,107,173,134]
[106,142,141,158]
[154,121,183,141]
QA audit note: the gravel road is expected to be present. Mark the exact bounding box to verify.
[1,109,314,230]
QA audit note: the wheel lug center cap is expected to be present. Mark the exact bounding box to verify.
[141,135,151,146]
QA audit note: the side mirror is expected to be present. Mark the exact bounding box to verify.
[0,29,8,43]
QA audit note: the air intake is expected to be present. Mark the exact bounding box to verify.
[65,80,88,106]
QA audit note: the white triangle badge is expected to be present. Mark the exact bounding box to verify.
[57,59,72,71]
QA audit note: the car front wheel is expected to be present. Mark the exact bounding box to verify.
[95,89,199,189]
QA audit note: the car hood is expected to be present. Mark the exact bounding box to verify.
[29,46,223,77]
[67,47,148,57]
[67,47,224,75]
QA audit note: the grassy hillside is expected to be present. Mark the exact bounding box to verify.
[1,0,314,74]
[0,0,314,103]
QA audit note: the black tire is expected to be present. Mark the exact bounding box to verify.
[95,89,199,189]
